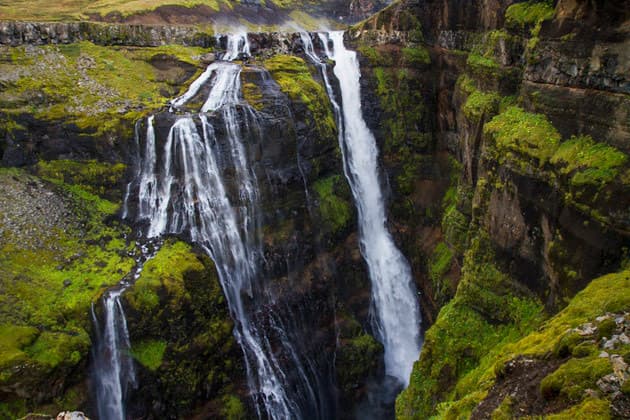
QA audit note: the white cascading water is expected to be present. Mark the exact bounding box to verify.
[314,31,423,386]
[92,241,158,420]
[127,33,328,419]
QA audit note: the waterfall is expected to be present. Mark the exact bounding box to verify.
[316,31,423,386]
[125,33,331,419]
[92,241,159,420]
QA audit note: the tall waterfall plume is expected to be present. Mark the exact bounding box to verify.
[313,31,423,386]
[125,33,332,419]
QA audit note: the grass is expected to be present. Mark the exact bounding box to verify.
[1,42,205,136]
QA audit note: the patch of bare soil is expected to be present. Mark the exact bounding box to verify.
[471,356,569,419]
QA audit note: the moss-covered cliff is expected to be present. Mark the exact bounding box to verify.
[348,0,629,417]
[0,0,629,418]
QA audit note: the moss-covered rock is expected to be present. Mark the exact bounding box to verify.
[397,268,630,419]
[263,54,336,143]
[123,240,247,418]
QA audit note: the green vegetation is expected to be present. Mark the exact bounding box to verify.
[483,107,629,225]
[505,0,555,31]
[313,175,352,233]
[551,135,628,189]
[124,240,243,417]
[0,167,134,417]
[221,394,247,420]
[428,242,455,304]
[37,159,126,199]
[358,45,394,67]
[401,46,431,67]
[398,262,630,419]
[0,42,204,137]
[546,397,611,419]
[0,0,337,22]
[397,233,544,418]
[131,339,167,371]
[0,0,224,20]
[336,331,383,395]
[484,106,561,166]
[126,241,202,313]
[264,55,336,142]
[540,356,611,401]
[462,90,501,123]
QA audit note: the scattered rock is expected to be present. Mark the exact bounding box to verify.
[56,412,90,420]
[597,373,621,394]
[611,355,629,382]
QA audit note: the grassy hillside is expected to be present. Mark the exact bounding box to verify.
[0,0,343,26]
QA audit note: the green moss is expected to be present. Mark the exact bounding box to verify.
[37,159,126,199]
[336,332,383,394]
[221,394,246,420]
[313,175,352,233]
[467,53,501,78]
[0,168,135,414]
[401,46,430,67]
[398,261,630,419]
[126,241,201,312]
[25,330,89,368]
[241,81,264,111]
[264,55,336,141]
[441,204,469,254]
[397,234,543,419]
[491,396,514,419]
[429,242,455,304]
[484,106,561,167]
[540,356,612,401]
[1,42,203,137]
[131,339,167,371]
[462,90,501,123]
[358,45,394,66]
[505,0,555,31]
[545,397,611,419]
[550,135,627,189]
[0,325,39,371]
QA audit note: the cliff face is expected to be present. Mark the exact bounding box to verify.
[0,31,384,418]
[0,0,629,418]
[347,0,629,418]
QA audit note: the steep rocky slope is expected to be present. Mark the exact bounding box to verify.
[344,0,629,417]
[0,30,384,418]
[0,0,628,418]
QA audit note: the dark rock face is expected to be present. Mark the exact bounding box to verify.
[0,21,216,47]
[351,0,629,417]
